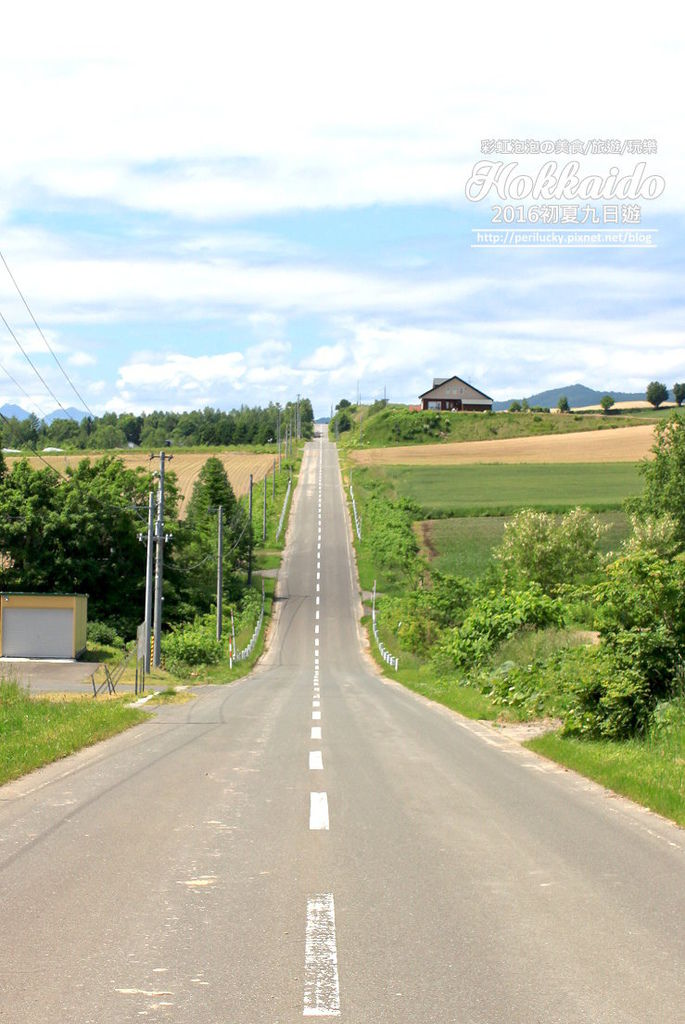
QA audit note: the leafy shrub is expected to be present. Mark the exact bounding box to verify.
[163,620,222,672]
[87,621,123,648]
[362,494,419,580]
[383,572,476,656]
[494,507,604,592]
[434,585,565,670]
[562,646,652,739]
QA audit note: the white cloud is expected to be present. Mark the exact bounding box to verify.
[67,350,96,366]
[0,1,681,219]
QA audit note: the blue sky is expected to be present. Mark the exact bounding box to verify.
[0,1,682,418]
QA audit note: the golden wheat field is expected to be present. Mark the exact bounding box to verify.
[5,450,277,515]
[351,424,657,466]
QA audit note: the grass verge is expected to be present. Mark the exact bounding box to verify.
[0,682,147,786]
[526,730,685,828]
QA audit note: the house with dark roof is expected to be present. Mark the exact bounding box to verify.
[419,376,493,412]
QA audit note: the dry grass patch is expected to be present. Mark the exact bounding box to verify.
[352,424,656,466]
[7,451,276,514]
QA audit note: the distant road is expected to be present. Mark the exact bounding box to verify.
[352,422,656,465]
[0,431,682,1022]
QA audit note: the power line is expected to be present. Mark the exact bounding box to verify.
[0,353,50,421]
[0,306,80,424]
[0,250,96,420]
[0,411,67,478]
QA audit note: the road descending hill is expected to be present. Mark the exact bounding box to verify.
[0,430,682,1022]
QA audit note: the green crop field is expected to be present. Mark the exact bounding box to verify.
[416,510,632,578]
[362,462,642,517]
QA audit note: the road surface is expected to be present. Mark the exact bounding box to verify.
[0,433,683,1022]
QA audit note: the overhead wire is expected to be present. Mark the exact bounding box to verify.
[0,249,96,420]
[0,306,79,424]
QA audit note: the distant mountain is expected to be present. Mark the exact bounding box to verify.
[492,384,649,411]
[43,407,89,425]
[0,404,89,424]
[0,403,31,421]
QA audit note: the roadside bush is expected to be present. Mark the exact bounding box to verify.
[362,494,419,580]
[434,585,565,670]
[87,621,123,648]
[163,620,222,673]
[562,646,652,739]
[383,572,476,656]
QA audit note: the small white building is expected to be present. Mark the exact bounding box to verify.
[0,593,88,659]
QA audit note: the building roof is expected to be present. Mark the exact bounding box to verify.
[419,375,493,402]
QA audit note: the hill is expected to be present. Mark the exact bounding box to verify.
[334,404,658,450]
[492,384,650,411]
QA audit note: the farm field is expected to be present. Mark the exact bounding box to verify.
[351,422,656,465]
[415,510,632,578]
[5,450,277,515]
[359,462,642,516]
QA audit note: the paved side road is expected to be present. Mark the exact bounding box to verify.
[0,432,682,1023]
[1,658,104,693]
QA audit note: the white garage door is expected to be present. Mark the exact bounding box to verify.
[2,608,74,659]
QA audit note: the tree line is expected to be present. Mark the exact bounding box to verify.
[0,449,285,637]
[0,399,314,451]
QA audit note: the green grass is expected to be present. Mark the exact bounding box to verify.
[526,725,685,828]
[0,682,147,786]
[416,510,632,578]
[366,462,642,516]
[363,622,497,720]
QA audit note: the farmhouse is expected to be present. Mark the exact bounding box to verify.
[419,376,493,412]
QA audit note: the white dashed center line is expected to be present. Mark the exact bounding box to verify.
[309,751,324,770]
[303,894,340,1017]
[309,792,329,830]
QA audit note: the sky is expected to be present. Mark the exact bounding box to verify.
[0,1,683,419]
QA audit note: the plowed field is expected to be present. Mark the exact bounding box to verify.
[351,424,656,466]
[6,451,277,515]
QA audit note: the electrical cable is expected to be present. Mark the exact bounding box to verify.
[0,250,96,420]
[0,306,79,424]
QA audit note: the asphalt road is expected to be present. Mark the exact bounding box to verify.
[0,433,683,1023]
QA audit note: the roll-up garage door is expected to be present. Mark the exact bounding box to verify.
[2,608,74,658]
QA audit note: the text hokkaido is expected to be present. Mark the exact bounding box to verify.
[465,160,665,202]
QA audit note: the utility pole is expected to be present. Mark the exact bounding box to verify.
[277,405,281,471]
[153,450,172,668]
[216,505,223,641]
[247,473,253,586]
[144,491,154,673]
[272,458,276,500]
[263,471,267,541]
[296,393,300,440]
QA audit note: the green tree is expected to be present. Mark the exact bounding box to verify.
[508,400,522,412]
[646,381,669,408]
[181,458,248,613]
[494,507,604,593]
[0,456,153,633]
[600,394,615,414]
[632,413,685,545]
[557,395,570,413]
[673,382,685,407]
